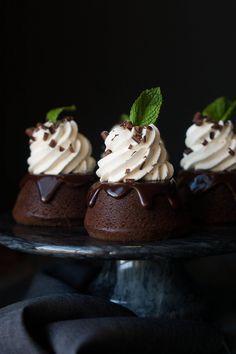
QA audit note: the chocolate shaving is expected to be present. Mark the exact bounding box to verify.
[25,127,35,138]
[209,131,215,140]
[202,139,208,146]
[212,123,223,131]
[125,168,131,174]
[184,148,193,155]
[132,135,142,143]
[193,112,204,126]
[131,126,144,144]
[49,139,57,148]
[101,131,109,141]
[135,126,143,134]
[131,151,137,156]
[104,149,112,156]
[69,144,75,153]
[140,161,146,170]
[120,121,133,130]
[111,134,119,141]
[59,146,65,152]
[143,135,147,143]
[147,126,153,131]
[128,144,133,149]
[43,132,49,141]
[228,148,235,156]
[49,126,56,135]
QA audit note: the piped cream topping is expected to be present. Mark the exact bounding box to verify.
[27,119,96,175]
[97,122,174,182]
[181,115,236,171]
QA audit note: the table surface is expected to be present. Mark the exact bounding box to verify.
[0,214,236,260]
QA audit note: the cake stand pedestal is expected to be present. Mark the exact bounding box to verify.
[0,214,236,319]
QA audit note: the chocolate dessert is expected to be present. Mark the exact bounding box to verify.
[85,87,189,241]
[178,97,236,226]
[178,171,236,225]
[13,106,96,226]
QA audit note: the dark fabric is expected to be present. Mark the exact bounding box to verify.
[0,262,225,354]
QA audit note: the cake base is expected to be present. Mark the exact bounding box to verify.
[177,170,236,226]
[13,174,95,227]
[85,180,190,241]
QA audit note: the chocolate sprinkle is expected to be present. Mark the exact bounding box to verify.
[193,112,204,126]
[135,126,143,134]
[228,148,235,156]
[25,127,35,138]
[202,139,208,146]
[184,148,193,155]
[132,135,142,143]
[140,161,146,170]
[49,139,57,148]
[49,126,56,135]
[69,144,75,153]
[212,123,223,131]
[43,132,49,141]
[104,149,112,156]
[128,144,133,149]
[120,121,133,130]
[209,131,215,140]
[59,146,65,152]
[111,134,119,141]
[101,131,109,141]
[125,168,131,174]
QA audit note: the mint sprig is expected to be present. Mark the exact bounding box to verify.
[202,97,236,122]
[129,87,162,126]
[46,105,77,123]
[222,100,236,121]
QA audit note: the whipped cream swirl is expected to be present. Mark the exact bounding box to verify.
[28,119,96,175]
[181,118,236,171]
[97,122,174,182]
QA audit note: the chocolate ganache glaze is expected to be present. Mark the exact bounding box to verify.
[88,179,180,209]
[21,173,95,203]
[178,170,236,200]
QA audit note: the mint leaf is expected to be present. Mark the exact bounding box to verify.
[46,105,77,123]
[202,97,231,122]
[222,100,236,121]
[129,87,162,126]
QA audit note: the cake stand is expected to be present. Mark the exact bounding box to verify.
[0,213,236,319]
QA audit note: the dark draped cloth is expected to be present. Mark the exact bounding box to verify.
[0,262,226,354]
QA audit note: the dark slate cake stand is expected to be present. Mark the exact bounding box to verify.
[0,213,236,319]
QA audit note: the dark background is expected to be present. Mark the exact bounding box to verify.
[3,0,236,210]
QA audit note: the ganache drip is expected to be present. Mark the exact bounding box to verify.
[87,179,180,209]
[20,174,95,203]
